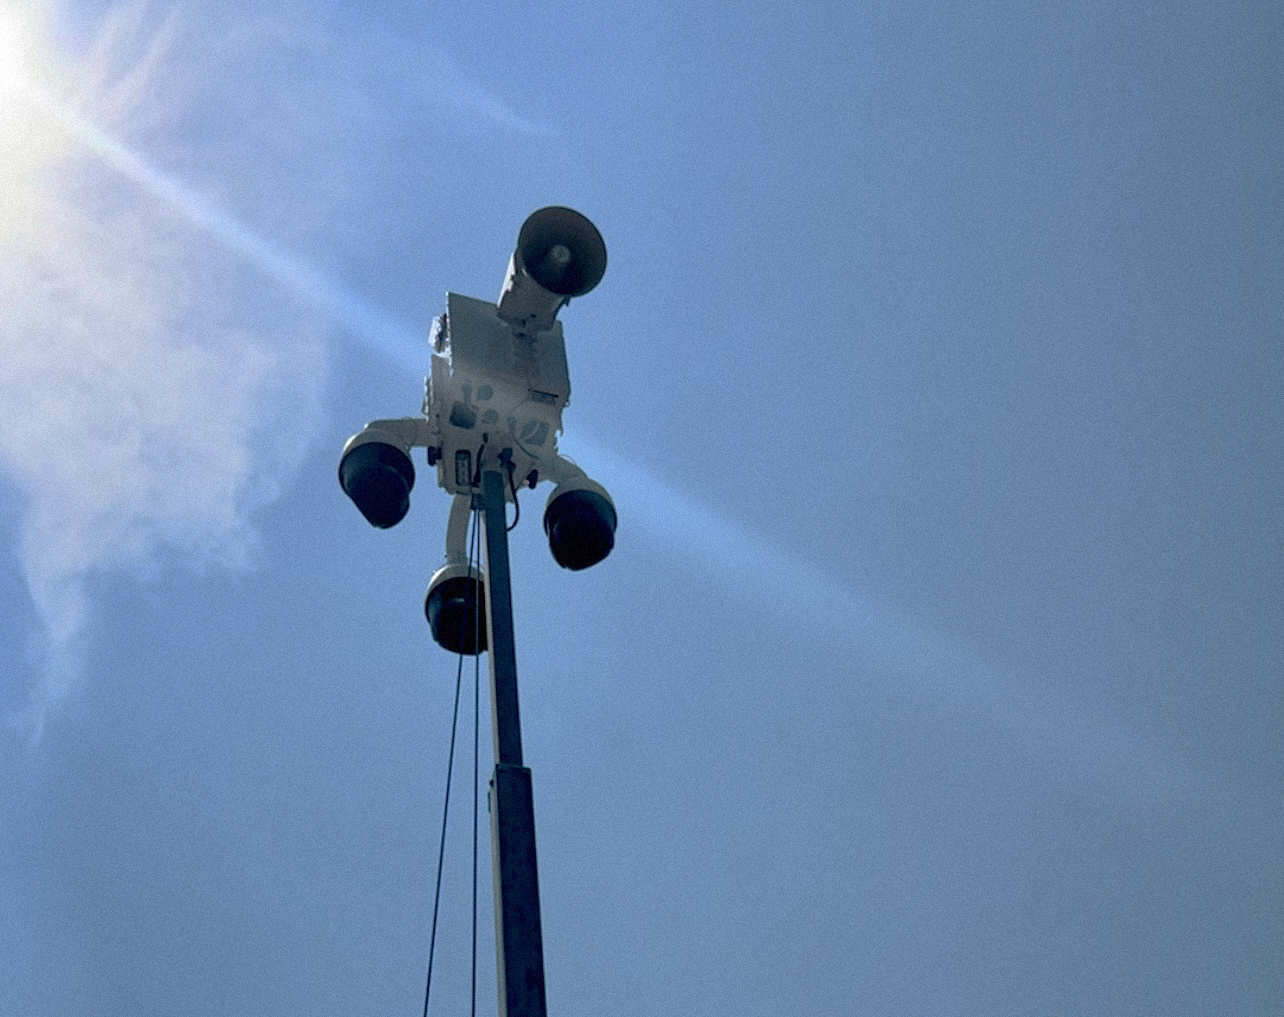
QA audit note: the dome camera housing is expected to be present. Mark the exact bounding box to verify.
[425,563,488,655]
[339,437,415,529]
[543,479,617,571]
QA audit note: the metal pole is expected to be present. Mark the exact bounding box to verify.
[480,468,547,1017]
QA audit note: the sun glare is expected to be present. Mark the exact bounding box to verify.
[0,5,74,232]
[0,7,32,94]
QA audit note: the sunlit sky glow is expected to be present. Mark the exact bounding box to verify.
[0,8,69,216]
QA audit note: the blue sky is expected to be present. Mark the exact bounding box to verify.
[2,1,1282,1014]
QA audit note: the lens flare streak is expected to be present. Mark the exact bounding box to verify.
[24,76,1189,796]
[26,88,424,364]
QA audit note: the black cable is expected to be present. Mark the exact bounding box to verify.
[471,508,482,1017]
[422,511,479,1017]
[472,436,488,489]
[506,463,521,532]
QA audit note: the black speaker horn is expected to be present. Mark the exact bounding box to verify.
[497,206,607,331]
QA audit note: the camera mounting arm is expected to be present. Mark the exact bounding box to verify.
[342,417,435,457]
[444,492,473,567]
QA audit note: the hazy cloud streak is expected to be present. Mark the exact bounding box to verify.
[0,4,325,740]
[565,433,1205,802]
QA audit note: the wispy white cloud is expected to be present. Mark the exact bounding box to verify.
[436,54,556,137]
[0,3,326,741]
[0,2,565,741]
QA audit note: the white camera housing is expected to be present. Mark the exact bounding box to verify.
[339,207,618,648]
[424,292,570,498]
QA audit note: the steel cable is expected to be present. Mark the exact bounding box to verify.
[421,508,480,1017]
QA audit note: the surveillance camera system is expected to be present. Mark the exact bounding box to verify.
[338,206,617,650]
[338,208,616,1017]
